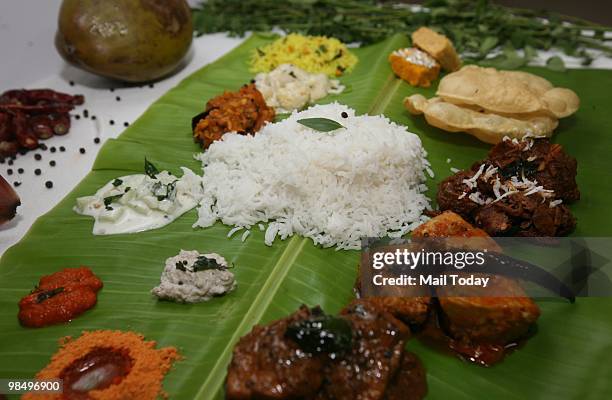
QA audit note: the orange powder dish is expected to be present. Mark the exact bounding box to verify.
[22,330,181,400]
[18,267,103,328]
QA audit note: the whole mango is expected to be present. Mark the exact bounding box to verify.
[56,0,193,82]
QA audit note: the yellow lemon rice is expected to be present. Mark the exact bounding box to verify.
[250,33,358,77]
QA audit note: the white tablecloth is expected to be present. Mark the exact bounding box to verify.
[0,0,244,254]
[0,0,610,256]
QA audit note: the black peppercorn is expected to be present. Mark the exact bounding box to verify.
[7,169,13,175]
[17,168,24,174]
[14,181,21,187]
[34,154,42,160]
[94,138,101,144]
[79,148,86,154]
[35,168,41,175]
[110,120,115,126]
[50,147,56,153]
[59,146,66,152]
[45,181,53,189]
[341,112,348,118]
[49,160,56,167]
[124,122,129,127]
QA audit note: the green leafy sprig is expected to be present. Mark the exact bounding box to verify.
[145,158,160,179]
[192,0,612,70]
[192,256,230,271]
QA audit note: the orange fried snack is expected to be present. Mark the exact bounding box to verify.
[413,210,491,239]
[23,330,180,400]
[388,48,440,88]
[193,83,275,149]
[413,211,540,351]
[411,27,461,72]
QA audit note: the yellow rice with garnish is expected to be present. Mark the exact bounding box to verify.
[250,33,358,77]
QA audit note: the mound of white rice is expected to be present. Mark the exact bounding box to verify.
[194,103,431,250]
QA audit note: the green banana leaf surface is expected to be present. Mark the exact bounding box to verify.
[1,33,612,399]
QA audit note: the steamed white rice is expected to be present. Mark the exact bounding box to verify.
[194,103,431,250]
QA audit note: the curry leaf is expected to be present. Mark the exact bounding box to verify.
[193,256,226,271]
[482,53,527,70]
[524,45,537,61]
[479,36,499,55]
[35,287,64,304]
[297,118,345,132]
[103,193,124,208]
[546,56,566,72]
[145,157,160,178]
[285,312,352,354]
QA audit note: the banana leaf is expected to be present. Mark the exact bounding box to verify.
[1,33,612,399]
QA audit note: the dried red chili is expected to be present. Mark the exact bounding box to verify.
[29,114,55,139]
[0,112,10,139]
[50,113,71,135]
[13,111,38,149]
[0,89,84,106]
[18,267,103,328]
[0,89,84,157]
[0,103,75,114]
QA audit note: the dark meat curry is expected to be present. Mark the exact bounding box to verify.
[437,137,579,236]
[226,300,427,400]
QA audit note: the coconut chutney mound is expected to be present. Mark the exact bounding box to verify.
[152,250,236,304]
[194,103,432,250]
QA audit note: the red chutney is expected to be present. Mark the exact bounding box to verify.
[18,267,103,328]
